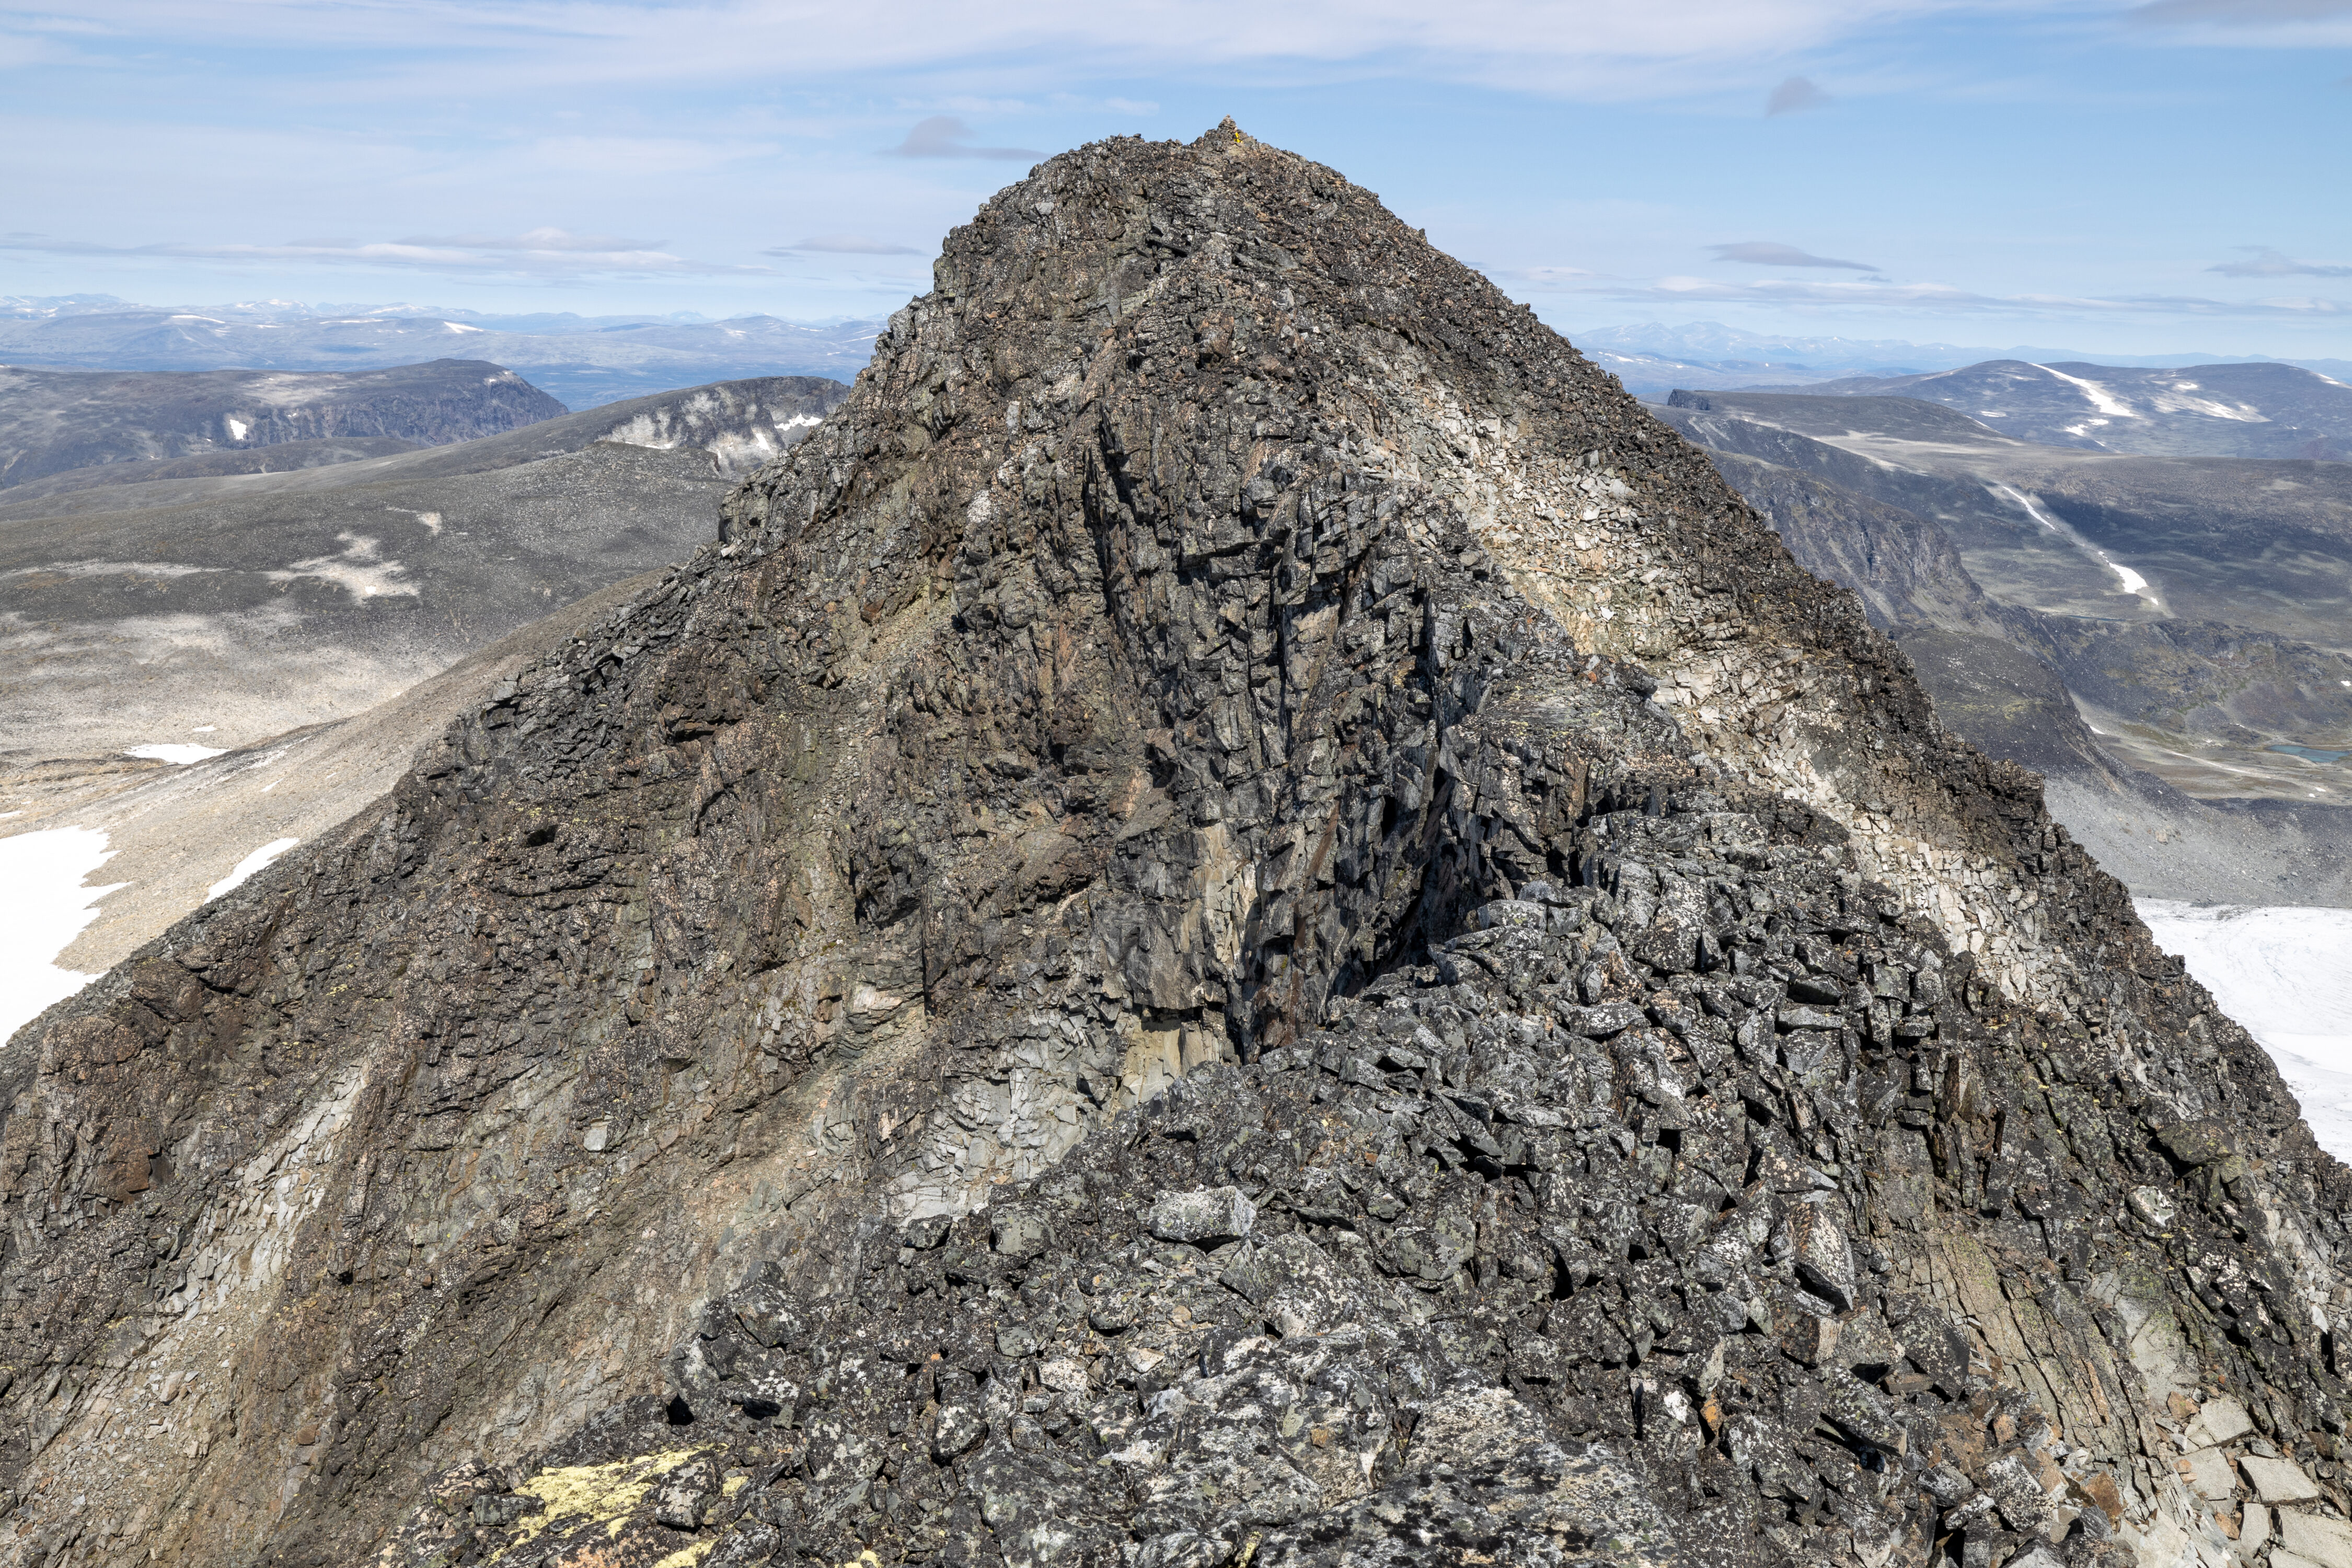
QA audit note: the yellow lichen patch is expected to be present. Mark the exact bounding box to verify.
[651,1541,717,1568]
[721,1473,751,1498]
[486,1448,709,1561]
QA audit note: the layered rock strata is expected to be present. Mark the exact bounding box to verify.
[3,124,2347,1568]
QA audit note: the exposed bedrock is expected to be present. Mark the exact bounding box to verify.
[3,125,2347,1568]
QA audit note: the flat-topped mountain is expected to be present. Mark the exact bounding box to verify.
[4,124,2342,1568]
[0,359,568,489]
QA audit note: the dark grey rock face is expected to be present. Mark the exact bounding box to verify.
[2,124,2345,1568]
[0,358,567,489]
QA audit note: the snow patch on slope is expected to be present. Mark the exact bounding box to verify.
[1990,485,2161,607]
[2149,379,2268,423]
[126,742,229,764]
[208,837,299,901]
[2137,900,2352,1163]
[603,402,826,478]
[2030,363,2139,419]
[265,532,416,602]
[0,827,122,1045]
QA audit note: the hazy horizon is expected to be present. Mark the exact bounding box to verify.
[7,292,2349,380]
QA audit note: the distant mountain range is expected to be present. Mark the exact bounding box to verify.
[0,359,566,488]
[14,299,2348,417]
[0,295,884,410]
[1739,358,2352,459]
[1571,319,2352,400]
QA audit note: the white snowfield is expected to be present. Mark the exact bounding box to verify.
[2138,900,2352,1164]
[125,742,230,765]
[207,837,299,900]
[0,827,120,1046]
[2029,362,2139,420]
[1,824,307,1046]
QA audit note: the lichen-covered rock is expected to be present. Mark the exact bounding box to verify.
[3,122,2347,1568]
[1146,1185,1257,1245]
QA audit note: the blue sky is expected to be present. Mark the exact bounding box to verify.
[3,0,2349,355]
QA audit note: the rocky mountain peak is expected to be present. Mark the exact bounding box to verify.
[4,127,2346,1568]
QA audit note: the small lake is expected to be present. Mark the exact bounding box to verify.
[2269,743,2351,764]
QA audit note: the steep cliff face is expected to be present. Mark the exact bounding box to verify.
[5,126,2348,1568]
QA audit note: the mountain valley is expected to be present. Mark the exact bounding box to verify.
[1,373,848,986]
[1657,390,2352,814]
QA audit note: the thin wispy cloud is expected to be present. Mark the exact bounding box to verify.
[2209,246,2352,278]
[399,227,662,253]
[5,2,2348,340]
[2124,0,2352,43]
[1710,241,1878,270]
[0,2,2101,105]
[771,235,927,256]
[1766,76,1831,115]
[1509,269,2352,320]
[2129,0,2352,23]
[885,117,1041,160]
[0,233,776,277]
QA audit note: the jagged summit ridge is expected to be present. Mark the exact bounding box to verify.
[0,126,2342,1568]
